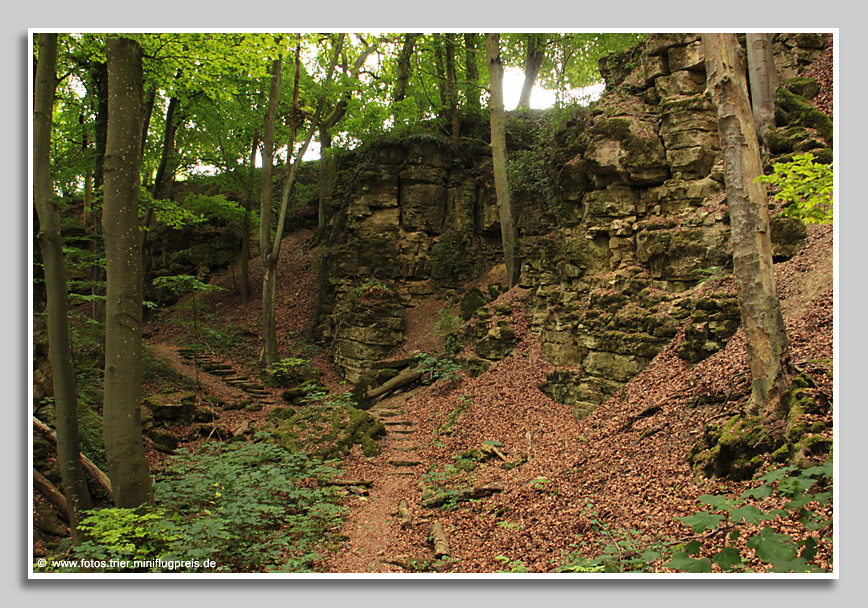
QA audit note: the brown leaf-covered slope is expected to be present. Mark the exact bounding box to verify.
[318,219,832,573]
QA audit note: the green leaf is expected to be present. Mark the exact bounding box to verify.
[664,553,713,573]
[675,511,725,534]
[698,494,735,511]
[730,504,771,524]
[712,546,743,571]
[747,527,796,565]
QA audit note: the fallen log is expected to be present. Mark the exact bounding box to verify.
[397,499,412,529]
[431,520,450,559]
[422,483,503,508]
[33,416,113,499]
[323,479,373,488]
[33,468,69,521]
[366,367,423,402]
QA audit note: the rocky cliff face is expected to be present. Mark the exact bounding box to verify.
[314,33,830,414]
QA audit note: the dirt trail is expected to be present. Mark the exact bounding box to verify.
[321,390,429,573]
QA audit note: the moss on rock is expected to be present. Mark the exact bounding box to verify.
[263,402,386,458]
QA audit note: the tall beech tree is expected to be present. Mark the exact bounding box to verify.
[33,32,92,541]
[102,34,153,508]
[702,33,793,418]
[262,34,344,370]
[258,53,283,367]
[484,33,520,288]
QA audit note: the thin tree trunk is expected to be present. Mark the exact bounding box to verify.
[318,126,333,233]
[33,417,113,499]
[263,35,344,370]
[102,34,153,508]
[240,135,259,302]
[745,33,780,150]
[141,86,157,162]
[317,36,378,232]
[444,33,461,155]
[702,33,792,418]
[152,91,181,201]
[33,32,92,544]
[517,34,547,110]
[259,55,283,367]
[34,469,69,521]
[463,33,481,112]
[485,34,520,288]
[88,59,109,323]
[394,33,418,103]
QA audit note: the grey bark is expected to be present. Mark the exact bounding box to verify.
[485,34,520,288]
[102,35,154,508]
[702,33,792,418]
[745,33,780,149]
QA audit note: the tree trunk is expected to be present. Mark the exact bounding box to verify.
[33,32,92,543]
[702,33,792,418]
[152,92,181,201]
[87,59,109,323]
[259,55,282,368]
[484,34,520,288]
[318,126,333,233]
[263,35,344,370]
[517,34,547,109]
[745,33,780,150]
[240,135,258,302]
[33,417,113,500]
[444,33,461,155]
[394,33,418,103]
[102,35,153,508]
[33,469,69,521]
[141,86,156,162]
[463,33,481,112]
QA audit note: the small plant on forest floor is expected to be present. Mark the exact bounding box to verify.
[414,352,463,385]
[434,393,472,436]
[494,555,530,573]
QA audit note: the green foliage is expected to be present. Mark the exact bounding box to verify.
[494,555,530,573]
[138,187,206,230]
[70,443,345,573]
[557,462,832,573]
[414,352,464,386]
[757,153,833,224]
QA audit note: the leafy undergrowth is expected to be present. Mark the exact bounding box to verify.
[37,443,346,573]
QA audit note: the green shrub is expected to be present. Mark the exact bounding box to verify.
[757,152,833,224]
[68,443,345,573]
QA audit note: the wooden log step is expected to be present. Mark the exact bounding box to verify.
[431,521,450,559]
[389,429,416,435]
[384,420,413,426]
[393,445,419,452]
[376,411,404,418]
[389,459,422,467]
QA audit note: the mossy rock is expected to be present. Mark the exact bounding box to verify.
[770,216,808,261]
[784,76,820,100]
[264,403,386,458]
[459,287,487,321]
[689,414,785,481]
[775,85,833,144]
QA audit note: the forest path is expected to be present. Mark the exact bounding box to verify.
[321,390,431,573]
